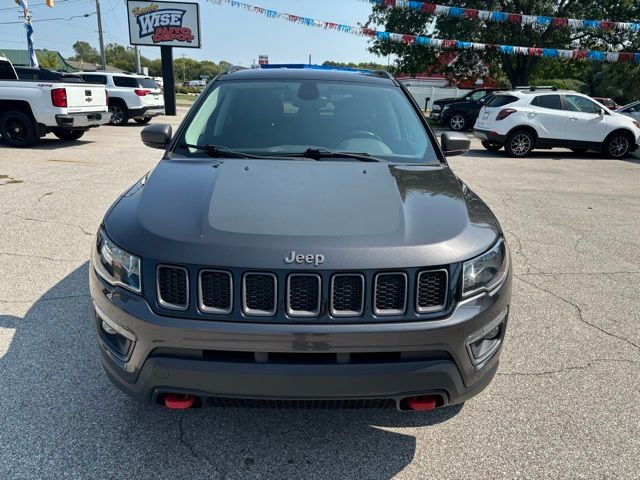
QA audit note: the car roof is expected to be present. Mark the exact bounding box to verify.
[221,66,397,85]
[495,89,577,97]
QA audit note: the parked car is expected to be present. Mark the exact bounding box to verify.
[431,88,504,130]
[617,100,640,121]
[438,93,500,132]
[79,72,164,126]
[473,89,640,158]
[0,56,109,147]
[592,97,619,110]
[90,65,512,411]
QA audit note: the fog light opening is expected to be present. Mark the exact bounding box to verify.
[101,319,118,335]
[466,314,506,365]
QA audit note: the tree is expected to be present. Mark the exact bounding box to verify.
[69,41,100,64]
[367,1,639,87]
[36,50,59,69]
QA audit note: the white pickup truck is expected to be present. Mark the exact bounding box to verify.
[0,56,110,147]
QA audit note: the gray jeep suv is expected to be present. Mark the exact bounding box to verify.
[90,66,511,411]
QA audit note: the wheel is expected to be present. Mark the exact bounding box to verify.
[505,130,534,157]
[109,103,128,126]
[448,113,468,131]
[481,141,502,152]
[603,133,631,159]
[0,110,38,148]
[53,129,85,141]
[570,148,588,154]
[134,117,152,125]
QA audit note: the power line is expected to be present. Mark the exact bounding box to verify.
[0,0,85,12]
[0,12,95,25]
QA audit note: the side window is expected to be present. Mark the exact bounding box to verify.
[113,76,139,88]
[0,61,17,80]
[531,95,562,110]
[565,95,599,114]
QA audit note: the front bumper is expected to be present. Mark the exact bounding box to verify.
[90,266,511,408]
[55,111,110,129]
[430,111,442,121]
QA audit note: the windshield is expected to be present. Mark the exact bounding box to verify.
[175,78,437,163]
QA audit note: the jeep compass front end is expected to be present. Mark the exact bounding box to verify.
[90,66,512,411]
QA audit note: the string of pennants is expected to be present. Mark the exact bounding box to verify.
[208,0,640,63]
[368,0,640,32]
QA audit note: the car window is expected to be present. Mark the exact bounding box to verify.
[138,78,158,89]
[178,79,437,164]
[621,102,639,113]
[0,61,17,80]
[113,76,140,88]
[565,95,600,114]
[485,95,518,108]
[468,90,487,101]
[81,74,107,85]
[531,95,562,110]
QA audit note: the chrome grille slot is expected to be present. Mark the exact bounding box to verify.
[287,274,321,317]
[157,265,188,310]
[416,269,448,313]
[243,272,277,316]
[199,270,233,314]
[374,272,407,316]
[330,274,364,317]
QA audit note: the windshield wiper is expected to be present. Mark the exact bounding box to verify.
[179,143,260,159]
[275,148,385,163]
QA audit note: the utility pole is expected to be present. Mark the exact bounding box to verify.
[135,46,141,74]
[95,0,106,70]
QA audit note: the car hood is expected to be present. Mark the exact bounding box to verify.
[105,158,500,269]
[433,97,465,107]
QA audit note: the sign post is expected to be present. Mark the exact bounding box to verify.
[126,0,201,116]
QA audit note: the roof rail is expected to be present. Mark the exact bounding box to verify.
[514,85,558,91]
[224,65,247,74]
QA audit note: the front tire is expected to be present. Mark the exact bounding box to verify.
[448,113,468,131]
[53,129,85,141]
[0,110,38,148]
[481,141,502,152]
[603,133,631,159]
[505,130,535,157]
[109,103,129,126]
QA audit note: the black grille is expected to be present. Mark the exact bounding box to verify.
[374,273,406,315]
[287,274,320,316]
[157,266,188,309]
[416,270,448,313]
[243,273,276,315]
[207,397,395,409]
[331,274,364,316]
[200,270,232,314]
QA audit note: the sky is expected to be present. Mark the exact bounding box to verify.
[0,0,387,66]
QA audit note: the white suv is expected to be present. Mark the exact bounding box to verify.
[80,72,164,126]
[473,89,640,158]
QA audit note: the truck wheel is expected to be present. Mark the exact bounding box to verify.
[53,129,85,141]
[134,117,152,125]
[603,133,631,159]
[0,110,38,148]
[109,103,128,126]
[505,130,534,157]
[481,141,502,152]
[448,113,468,131]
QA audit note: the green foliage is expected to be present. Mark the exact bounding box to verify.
[36,50,60,69]
[69,41,100,64]
[367,1,640,87]
[322,60,393,72]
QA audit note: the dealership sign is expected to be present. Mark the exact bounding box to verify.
[127,0,201,48]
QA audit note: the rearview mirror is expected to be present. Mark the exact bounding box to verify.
[441,132,470,156]
[141,124,172,149]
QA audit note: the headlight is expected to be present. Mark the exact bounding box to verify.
[432,104,442,111]
[93,227,142,293]
[633,121,640,130]
[442,105,449,112]
[462,238,508,298]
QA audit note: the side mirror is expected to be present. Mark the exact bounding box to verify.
[441,132,470,156]
[141,124,172,149]
[599,108,605,117]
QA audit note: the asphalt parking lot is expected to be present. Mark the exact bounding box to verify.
[1,113,639,479]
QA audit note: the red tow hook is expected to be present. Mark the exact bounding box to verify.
[406,395,438,411]
[164,394,195,410]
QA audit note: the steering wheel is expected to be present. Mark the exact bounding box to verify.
[334,130,383,148]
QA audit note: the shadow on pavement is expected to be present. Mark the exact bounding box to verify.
[0,263,461,479]
[0,138,95,150]
[466,147,640,163]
